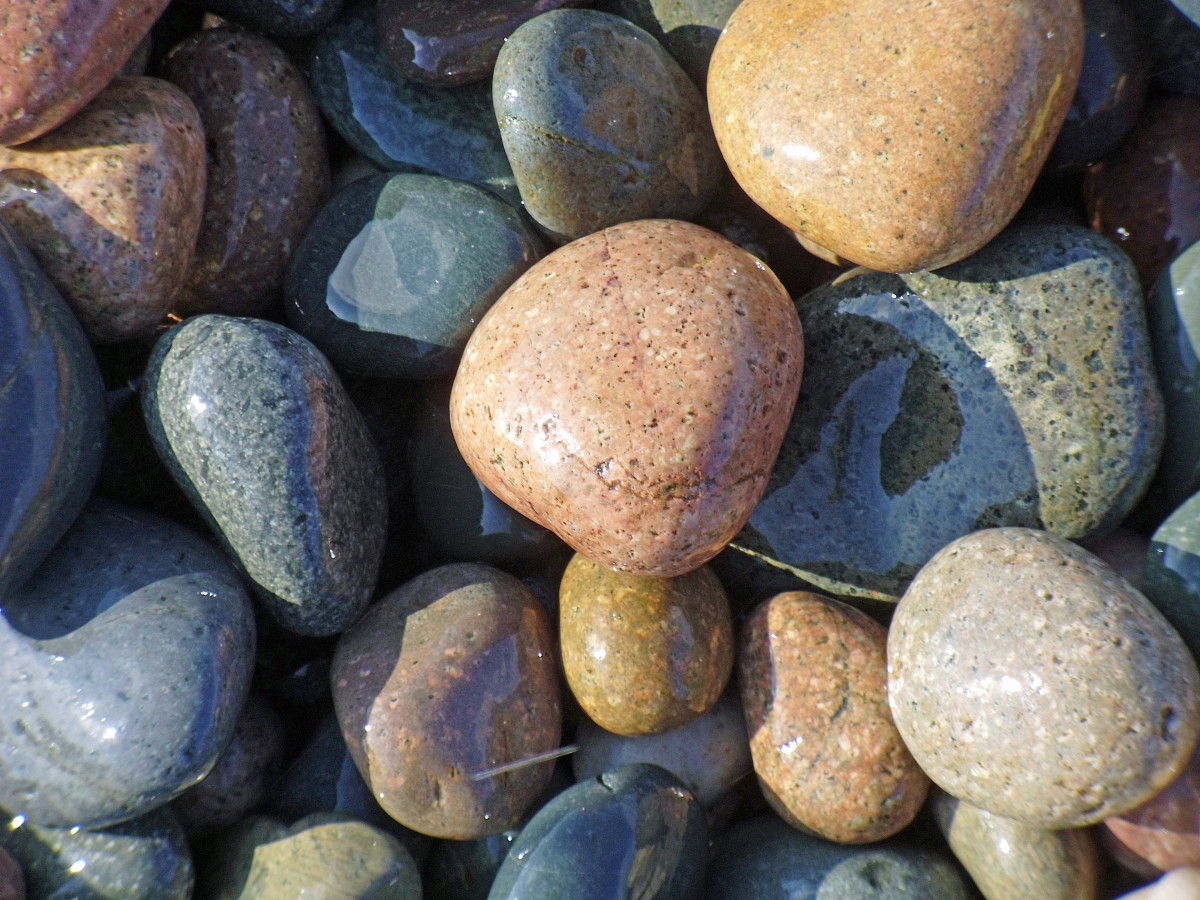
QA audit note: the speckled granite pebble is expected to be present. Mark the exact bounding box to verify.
[1104,739,1200,876]
[0,77,206,343]
[141,315,388,637]
[933,789,1100,900]
[739,590,929,843]
[331,562,562,839]
[494,10,723,242]
[450,219,804,577]
[889,527,1200,828]
[708,0,1083,271]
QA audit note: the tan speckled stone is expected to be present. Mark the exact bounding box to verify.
[738,590,930,843]
[450,219,804,577]
[707,0,1084,272]
[0,77,206,343]
[889,527,1200,829]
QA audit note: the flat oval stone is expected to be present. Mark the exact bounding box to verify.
[331,562,562,839]
[141,315,388,637]
[0,77,206,343]
[0,0,171,145]
[0,219,105,597]
[889,527,1200,828]
[285,173,542,380]
[1144,490,1200,663]
[494,9,723,242]
[1104,740,1200,875]
[708,0,1083,272]
[487,763,708,900]
[933,790,1100,900]
[739,590,929,843]
[735,224,1163,601]
[165,27,331,318]
[450,219,804,577]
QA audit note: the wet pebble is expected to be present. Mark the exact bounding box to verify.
[1103,740,1200,876]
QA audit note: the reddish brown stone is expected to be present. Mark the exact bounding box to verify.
[1104,739,1200,876]
[739,590,930,843]
[559,552,733,736]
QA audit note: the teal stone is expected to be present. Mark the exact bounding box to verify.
[733,225,1163,601]
[286,173,543,380]
[1145,488,1200,662]
[309,4,516,202]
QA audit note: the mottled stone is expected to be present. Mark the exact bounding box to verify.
[559,553,732,735]
[425,829,518,900]
[1104,740,1200,875]
[141,315,388,637]
[487,764,707,900]
[888,527,1200,828]
[494,10,723,242]
[331,563,562,839]
[0,77,206,343]
[933,790,1100,900]
[571,690,752,806]
[285,173,542,380]
[1145,491,1200,664]
[1085,94,1200,287]
[310,4,516,201]
[450,219,804,577]
[184,0,343,37]
[0,0,171,145]
[0,219,106,596]
[165,27,331,318]
[739,591,929,843]
[0,804,193,900]
[734,224,1162,601]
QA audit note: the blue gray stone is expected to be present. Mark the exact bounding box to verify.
[1145,488,1200,663]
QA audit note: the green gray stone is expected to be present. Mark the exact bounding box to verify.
[733,224,1163,601]
[1145,488,1200,663]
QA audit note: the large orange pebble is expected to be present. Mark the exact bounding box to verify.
[707,0,1084,272]
[450,218,803,577]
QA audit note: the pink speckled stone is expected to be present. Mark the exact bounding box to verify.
[449,218,804,577]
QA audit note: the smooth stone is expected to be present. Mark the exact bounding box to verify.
[450,219,804,577]
[0,218,106,596]
[493,9,723,242]
[571,690,752,806]
[0,848,21,900]
[424,829,518,900]
[310,4,517,202]
[1084,94,1200,287]
[486,763,707,900]
[285,173,543,380]
[888,527,1200,828]
[0,77,206,343]
[165,27,331,318]
[1176,0,1200,25]
[331,562,562,839]
[1145,490,1200,663]
[739,590,929,843]
[704,814,974,900]
[378,0,589,87]
[1119,868,1200,900]
[559,553,733,735]
[0,0,171,145]
[1104,739,1200,875]
[734,224,1163,602]
[0,806,192,900]
[182,0,343,37]
[933,790,1100,900]
[0,499,256,828]
[141,315,388,637]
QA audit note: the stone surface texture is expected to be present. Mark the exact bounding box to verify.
[1104,739,1200,875]
[889,527,1200,828]
[450,219,804,577]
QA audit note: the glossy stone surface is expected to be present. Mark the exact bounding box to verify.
[1145,490,1200,663]
[184,0,343,37]
[708,0,1083,272]
[0,77,206,343]
[165,27,331,318]
[1085,94,1200,287]
[494,9,723,242]
[889,527,1200,829]
[487,764,707,900]
[0,0,171,145]
[0,219,106,597]
[704,814,974,900]
[934,790,1100,900]
[560,553,733,735]
[450,219,804,577]
[331,562,562,839]
[142,315,388,637]
[740,590,929,843]
[286,173,542,380]
[734,224,1162,602]
[1104,739,1200,875]
[310,4,517,201]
